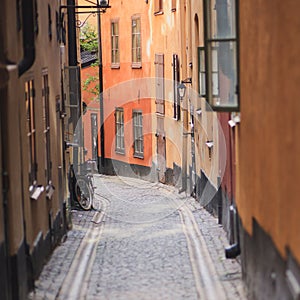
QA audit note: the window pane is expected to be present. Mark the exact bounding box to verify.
[136,19,141,32]
[210,0,236,39]
[212,72,219,96]
[212,48,218,72]
[137,34,141,48]
[198,48,206,96]
[132,34,136,48]
[111,23,114,35]
[137,47,141,62]
[200,73,206,96]
[132,20,137,33]
[116,50,119,62]
[112,22,119,64]
[133,112,143,155]
[211,41,238,107]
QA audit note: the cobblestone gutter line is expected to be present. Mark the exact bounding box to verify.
[156,183,247,299]
[56,196,109,299]
[186,200,247,299]
[179,204,226,300]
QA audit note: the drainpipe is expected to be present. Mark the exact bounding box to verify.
[18,0,35,77]
[225,204,241,258]
[179,0,188,193]
[225,122,241,259]
[97,9,105,174]
[67,0,80,174]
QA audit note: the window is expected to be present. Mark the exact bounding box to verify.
[48,5,52,41]
[25,79,37,184]
[155,53,165,115]
[154,0,163,14]
[171,0,176,12]
[111,21,119,67]
[132,17,141,67]
[115,108,125,154]
[42,74,51,183]
[203,0,239,111]
[172,54,180,120]
[133,111,144,158]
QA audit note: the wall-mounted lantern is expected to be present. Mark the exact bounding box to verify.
[178,77,192,100]
[178,82,186,100]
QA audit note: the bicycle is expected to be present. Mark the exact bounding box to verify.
[70,161,95,210]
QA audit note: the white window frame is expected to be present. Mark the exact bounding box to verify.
[203,0,239,111]
[133,110,144,158]
[115,107,125,154]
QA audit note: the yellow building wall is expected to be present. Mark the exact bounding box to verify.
[150,0,183,170]
[183,0,221,188]
[238,0,300,263]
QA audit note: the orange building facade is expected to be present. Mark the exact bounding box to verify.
[99,0,154,179]
[237,1,300,298]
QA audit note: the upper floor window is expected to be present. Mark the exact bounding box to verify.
[198,47,205,97]
[111,20,120,67]
[42,73,51,183]
[155,53,165,115]
[172,54,180,120]
[25,79,37,185]
[203,0,239,111]
[154,0,163,14]
[115,107,125,154]
[132,16,141,68]
[133,111,144,158]
[171,0,176,12]
[48,5,52,41]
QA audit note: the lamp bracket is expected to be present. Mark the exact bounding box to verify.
[181,77,192,84]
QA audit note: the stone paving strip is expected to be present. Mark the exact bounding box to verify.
[57,197,109,300]
[28,175,247,300]
[178,205,225,299]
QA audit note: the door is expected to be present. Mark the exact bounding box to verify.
[91,113,98,163]
[156,116,166,183]
[155,54,166,182]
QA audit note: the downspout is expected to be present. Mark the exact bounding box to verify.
[179,0,188,193]
[67,0,80,174]
[18,0,35,77]
[225,205,241,258]
[97,9,105,174]
[225,125,240,258]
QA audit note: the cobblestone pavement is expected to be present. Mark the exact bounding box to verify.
[29,175,247,300]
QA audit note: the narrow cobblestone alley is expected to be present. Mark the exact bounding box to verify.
[29,175,247,300]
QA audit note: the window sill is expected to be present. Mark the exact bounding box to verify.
[154,11,164,16]
[133,153,144,159]
[131,63,142,69]
[115,150,125,155]
[111,63,120,69]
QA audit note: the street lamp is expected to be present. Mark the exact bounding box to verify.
[177,77,192,100]
[178,82,186,100]
[177,77,192,194]
[99,0,110,10]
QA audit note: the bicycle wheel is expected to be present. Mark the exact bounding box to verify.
[75,177,92,210]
